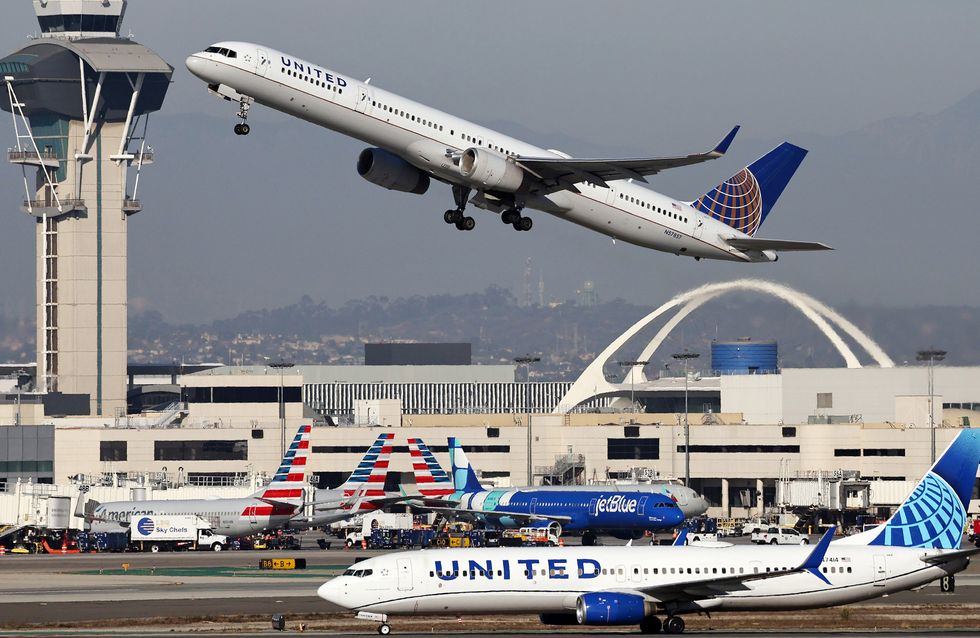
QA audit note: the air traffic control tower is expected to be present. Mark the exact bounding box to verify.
[2,0,172,417]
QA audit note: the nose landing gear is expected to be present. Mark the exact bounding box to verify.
[233,95,254,135]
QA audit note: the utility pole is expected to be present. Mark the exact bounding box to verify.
[270,361,295,458]
[916,349,946,464]
[515,355,540,485]
[672,351,700,486]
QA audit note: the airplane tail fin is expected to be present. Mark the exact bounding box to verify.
[251,424,312,503]
[408,437,455,497]
[690,142,807,236]
[337,432,395,501]
[838,429,980,549]
[448,437,485,493]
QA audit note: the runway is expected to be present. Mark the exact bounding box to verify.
[0,542,978,633]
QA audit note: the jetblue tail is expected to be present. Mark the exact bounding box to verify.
[691,142,807,236]
[407,437,455,497]
[252,424,311,502]
[448,437,485,493]
[338,432,395,499]
[839,429,980,549]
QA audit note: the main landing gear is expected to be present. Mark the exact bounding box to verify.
[355,611,391,635]
[637,614,685,634]
[233,95,253,136]
[444,184,475,231]
[501,207,532,231]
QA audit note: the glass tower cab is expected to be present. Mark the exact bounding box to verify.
[33,0,128,40]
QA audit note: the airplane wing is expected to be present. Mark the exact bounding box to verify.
[407,500,573,525]
[515,126,739,193]
[635,527,836,603]
[725,237,833,252]
[310,495,415,511]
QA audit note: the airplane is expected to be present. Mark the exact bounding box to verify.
[85,424,315,537]
[185,43,831,262]
[318,428,980,635]
[406,437,684,544]
[408,436,708,522]
[84,429,400,536]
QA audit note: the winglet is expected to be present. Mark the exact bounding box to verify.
[672,528,689,546]
[711,125,740,156]
[801,526,836,584]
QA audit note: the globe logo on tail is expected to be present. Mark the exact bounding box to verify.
[873,472,966,549]
[692,168,763,235]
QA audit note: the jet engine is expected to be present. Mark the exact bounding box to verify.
[357,148,430,194]
[526,520,562,539]
[575,592,651,625]
[459,148,524,192]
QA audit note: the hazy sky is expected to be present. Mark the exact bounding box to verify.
[1,1,979,323]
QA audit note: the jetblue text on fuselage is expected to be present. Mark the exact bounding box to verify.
[281,57,348,87]
[593,494,639,516]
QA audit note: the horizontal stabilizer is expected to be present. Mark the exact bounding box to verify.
[920,547,980,564]
[726,237,833,252]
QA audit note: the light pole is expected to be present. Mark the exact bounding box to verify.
[917,349,946,464]
[515,355,540,486]
[14,369,26,427]
[617,360,649,415]
[269,361,295,458]
[672,351,700,486]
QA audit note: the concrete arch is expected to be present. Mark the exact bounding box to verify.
[555,278,894,413]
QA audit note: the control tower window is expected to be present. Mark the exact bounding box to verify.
[38,14,119,33]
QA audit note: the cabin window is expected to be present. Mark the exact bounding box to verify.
[429,571,434,577]
[847,567,852,573]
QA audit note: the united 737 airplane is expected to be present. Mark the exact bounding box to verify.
[86,428,399,537]
[319,429,980,635]
[185,43,831,262]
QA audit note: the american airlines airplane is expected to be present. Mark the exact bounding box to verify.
[185,43,830,261]
[407,437,684,543]
[86,429,399,536]
[319,429,980,635]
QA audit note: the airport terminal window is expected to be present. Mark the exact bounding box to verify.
[862,448,905,457]
[100,441,127,462]
[183,386,301,403]
[677,444,800,454]
[154,440,248,461]
[834,448,860,456]
[607,438,660,460]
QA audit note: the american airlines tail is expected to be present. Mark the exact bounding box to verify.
[338,432,395,502]
[448,437,484,492]
[407,437,454,497]
[251,424,312,502]
[838,428,980,549]
[691,143,808,237]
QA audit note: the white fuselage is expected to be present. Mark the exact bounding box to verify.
[91,497,299,537]
[318,544,965,616]
[186,43,769,262]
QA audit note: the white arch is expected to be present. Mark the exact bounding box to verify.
[555,278,893,413]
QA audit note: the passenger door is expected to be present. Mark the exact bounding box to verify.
[355,85,373,113]
[397,558,413,591]
[872,555,886,586]
[255,48,272,76]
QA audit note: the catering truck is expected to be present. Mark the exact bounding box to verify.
[130,515,229,552]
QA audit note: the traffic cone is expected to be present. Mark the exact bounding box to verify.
[0,546,6,555]
[558,538,564,547]
[361,539,367,550]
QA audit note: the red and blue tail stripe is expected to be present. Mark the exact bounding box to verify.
[408,437,454,498]
[254,424,311,501]
[340,433,395,504]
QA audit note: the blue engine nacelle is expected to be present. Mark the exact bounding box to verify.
[575,592,649,625]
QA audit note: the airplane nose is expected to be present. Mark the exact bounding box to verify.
[185,54,206,79]
[317,580,346,607]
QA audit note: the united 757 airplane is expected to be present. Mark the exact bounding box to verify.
[318,429,980,635]
[185,43,831,262]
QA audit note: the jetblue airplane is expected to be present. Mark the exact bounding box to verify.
[319,429,980,635]
[185,43,830,261]
[407,437,684,543]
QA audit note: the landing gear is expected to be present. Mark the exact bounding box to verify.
[356,611,391,634]
[663,615,685,634]
[233,95,253,135]
[377,623,391,635]
[502,207,532,231]
[582,531,597,546]
[444,185,474,230]
[640,615,663,634]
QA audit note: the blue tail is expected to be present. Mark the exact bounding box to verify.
[844,429,980,549]
[448,437,485,493]
[691,142,807,236]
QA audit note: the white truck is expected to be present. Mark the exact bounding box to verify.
[751,526,810,545]
[129,515,230,552]
[344,512,414,549]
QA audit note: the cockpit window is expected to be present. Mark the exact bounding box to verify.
[342,568,373,578]
[204,47,238,59]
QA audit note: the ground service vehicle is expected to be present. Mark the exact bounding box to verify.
[752,526,810,545]
[130,515,229,552]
